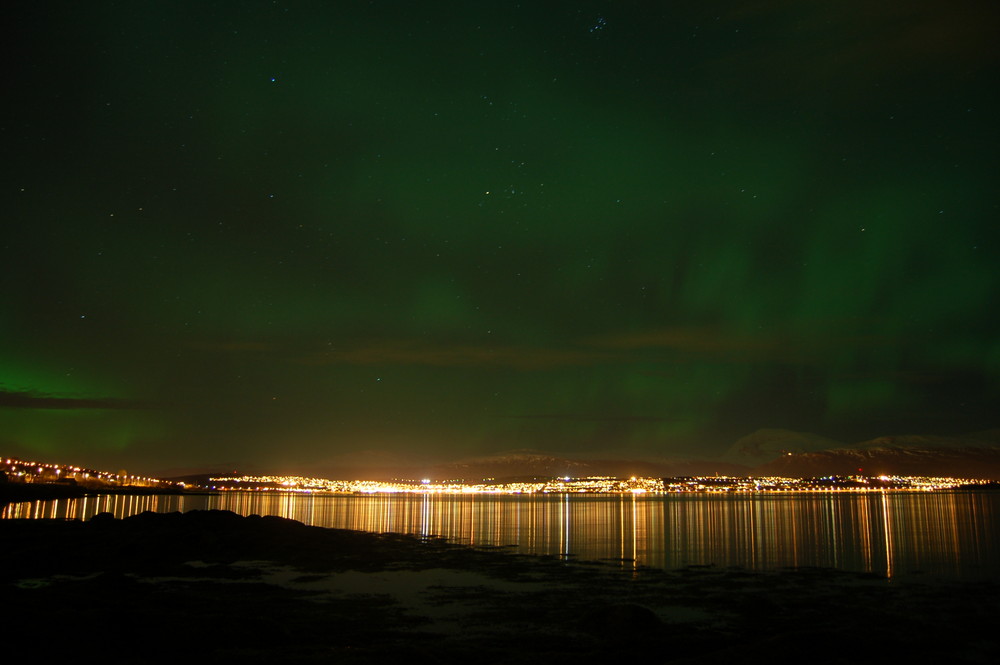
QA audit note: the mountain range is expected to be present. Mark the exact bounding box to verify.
[750,430,1000,479]
[165,429,1000,482]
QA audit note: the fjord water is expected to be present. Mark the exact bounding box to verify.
[5,491,998,580]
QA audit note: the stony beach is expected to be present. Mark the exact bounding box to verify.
[2,510,997,664]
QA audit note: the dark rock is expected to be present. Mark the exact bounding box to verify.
[580,603,664,638]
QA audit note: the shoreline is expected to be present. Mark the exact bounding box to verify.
[4,483,996,505]
[3,510,997,663]
[0,483,206,503]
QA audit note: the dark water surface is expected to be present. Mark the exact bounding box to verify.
[5,491,998,580]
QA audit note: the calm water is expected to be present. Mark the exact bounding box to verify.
[5,491,999,580]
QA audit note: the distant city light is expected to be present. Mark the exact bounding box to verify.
[1,456,994,497]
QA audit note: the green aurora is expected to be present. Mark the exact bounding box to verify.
[3,1,998,472]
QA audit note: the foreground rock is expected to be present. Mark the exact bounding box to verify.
[2,510,997,664]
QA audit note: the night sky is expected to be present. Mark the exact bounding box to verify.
[4,1,998,473]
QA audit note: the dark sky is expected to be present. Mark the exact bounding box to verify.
[3,1,998,473]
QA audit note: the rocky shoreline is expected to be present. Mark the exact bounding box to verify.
[3,510,997,663]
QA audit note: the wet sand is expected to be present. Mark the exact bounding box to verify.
[2,510,997,663]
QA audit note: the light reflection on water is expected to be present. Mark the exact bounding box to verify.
[4,491,998,580]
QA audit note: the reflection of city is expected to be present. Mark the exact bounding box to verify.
[4,490,998,579]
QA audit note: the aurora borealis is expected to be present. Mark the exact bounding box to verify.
[3,1,998,473]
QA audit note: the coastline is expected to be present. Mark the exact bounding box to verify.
[2,509,997,664]
[0,483,199,504]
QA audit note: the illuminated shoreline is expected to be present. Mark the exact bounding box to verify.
[3,456,995,498]
[206,473,992,495]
